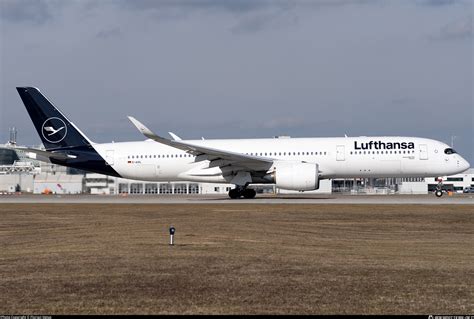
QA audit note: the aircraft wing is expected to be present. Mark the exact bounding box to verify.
[127,116,273,171]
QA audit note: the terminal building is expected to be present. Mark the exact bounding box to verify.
[82,173,332,195]
[0,133,472,196]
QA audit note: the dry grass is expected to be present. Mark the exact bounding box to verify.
[0,204,472,314]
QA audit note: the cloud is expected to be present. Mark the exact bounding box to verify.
[417,0,462,6]
[115,0,377,16]
[120,0,269,13]
[1,0,471,162]
[432,16,473,40]
[0,0,55,25]
[260,116,311,130]
[230,9,299,34]
[96,27,122,39]
[0,0,378,31]
[111,0,375,35]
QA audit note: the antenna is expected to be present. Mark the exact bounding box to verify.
[9,127,17,145]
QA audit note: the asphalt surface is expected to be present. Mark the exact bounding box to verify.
[1,193,473,204]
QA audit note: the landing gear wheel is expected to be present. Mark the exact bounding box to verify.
[435,178,444,198]
[228,188,241,199]
[242,188,256,199]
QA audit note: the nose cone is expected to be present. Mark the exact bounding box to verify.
[460,157,470,172]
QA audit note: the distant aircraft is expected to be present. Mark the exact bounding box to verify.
[16,87,470,198]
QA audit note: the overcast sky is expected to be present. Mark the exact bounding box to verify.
[1,0,472,162]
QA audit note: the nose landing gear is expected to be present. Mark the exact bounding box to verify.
[435,178,443,197]
[228,186,256,199]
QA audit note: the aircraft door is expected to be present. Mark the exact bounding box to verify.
[419,144,428,160]
[106,150,114,165]
[336,145,345,161]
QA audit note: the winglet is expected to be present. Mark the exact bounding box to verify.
[127,116,157,139]
[168,132,182,141]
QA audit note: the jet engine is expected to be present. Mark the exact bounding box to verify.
[270,161,320,191]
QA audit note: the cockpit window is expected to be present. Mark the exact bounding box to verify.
[444,148,457,154]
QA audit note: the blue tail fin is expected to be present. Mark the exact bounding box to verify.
[16,87,92,151]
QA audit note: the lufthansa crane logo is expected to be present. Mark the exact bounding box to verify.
[41,117,67,143]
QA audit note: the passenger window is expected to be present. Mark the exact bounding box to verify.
[444,148,456,154]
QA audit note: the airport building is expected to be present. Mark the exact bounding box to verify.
[0,137,472,196]
[83,173,332,195]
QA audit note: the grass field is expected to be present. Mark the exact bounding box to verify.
[0,204,472,314]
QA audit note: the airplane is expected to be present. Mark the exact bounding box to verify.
[16,87,470,199]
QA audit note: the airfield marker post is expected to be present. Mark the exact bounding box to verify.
[169,226,175,246]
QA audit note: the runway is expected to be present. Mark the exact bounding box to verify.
[1,193,473,204]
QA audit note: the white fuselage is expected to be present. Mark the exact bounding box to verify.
[92,136,470,184]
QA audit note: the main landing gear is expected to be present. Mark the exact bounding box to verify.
[228,186,256,199]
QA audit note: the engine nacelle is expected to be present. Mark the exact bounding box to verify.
[272,161,319,191]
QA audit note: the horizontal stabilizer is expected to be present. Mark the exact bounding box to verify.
[16,147,76,161]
